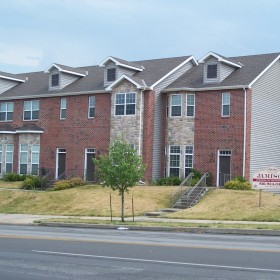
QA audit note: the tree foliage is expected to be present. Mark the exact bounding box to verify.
[94,138,146,221]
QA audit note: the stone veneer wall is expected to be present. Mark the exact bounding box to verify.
[0,134,15,175]
[110,80,143,153]
[166,93,195,178]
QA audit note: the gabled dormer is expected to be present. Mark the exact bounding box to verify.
[198,52,242,84]
[45,63,86,91]
[0,71,25,94]
[99,56,143,87]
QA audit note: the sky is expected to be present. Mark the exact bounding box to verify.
[1,0,280,74]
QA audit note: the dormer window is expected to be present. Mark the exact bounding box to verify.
[207,64,218,79]
[51,74,59,87]
[107,68,116,82]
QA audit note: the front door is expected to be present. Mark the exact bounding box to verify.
[57,148,66,179]
[218,150,231,186]
[85,148,95,181]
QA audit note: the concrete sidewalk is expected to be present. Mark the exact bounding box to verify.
[0,213,280,226]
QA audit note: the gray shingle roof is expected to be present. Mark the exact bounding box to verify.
[167,52,280,89]
[0,124,15,132]
[16,123,44,132]
[0,71,26,82]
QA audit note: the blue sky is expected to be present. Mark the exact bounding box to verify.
[1,0,279,73]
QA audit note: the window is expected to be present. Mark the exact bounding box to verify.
[186,94,195,117]
[115,93,136,115]
[222,93,230,116]
[51,74,59,87]
[0,145,2,173]
[88,96,95,118]
[24,100,39,120]
[5,144,13,173]
[207,64,218,79]
[169,145,181,177]
[185,145,194,177]
[107,68,116,82]
[0,102,13,121]
[60,98,66,119]
[31,145,40,175]
[171,94,182,117]
[19,144,28,174]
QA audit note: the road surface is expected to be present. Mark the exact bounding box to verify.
[0,224,280,279]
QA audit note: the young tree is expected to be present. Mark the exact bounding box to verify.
[94,138,146,222]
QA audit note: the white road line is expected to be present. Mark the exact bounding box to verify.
[32,250,280,273]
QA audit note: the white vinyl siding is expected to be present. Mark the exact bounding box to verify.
[49,69,79,91]
[220,63,235,81]
[0,79,19,94]
[250,59,280,180]
[152,60,194,180]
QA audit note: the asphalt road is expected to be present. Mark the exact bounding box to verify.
[0,225,280,279]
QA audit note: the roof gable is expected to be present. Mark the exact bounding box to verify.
[99,56,143,71]
[198,52,242,68]
[45,63,86,77]
[106,75,146,91]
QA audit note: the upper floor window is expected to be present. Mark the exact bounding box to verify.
[24,100,39,121]
[115,93,136,116]
[0,102,13,121]
[51,74,59,87]
[60,98,66,119]
[186,94,195,117]
[171,94,182,117]
[207,64,218,79]
[107,68,116,82]
[222,92,230,117]
[88,96,95,118]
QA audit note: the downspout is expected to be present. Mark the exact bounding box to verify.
[138,89,144,156]
[242,87,247,178]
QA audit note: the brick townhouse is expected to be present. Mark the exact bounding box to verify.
[0,51,279,186]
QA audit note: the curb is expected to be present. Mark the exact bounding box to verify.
[36,222,280,236]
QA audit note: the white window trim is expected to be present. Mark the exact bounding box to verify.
[60,98,67,120]
[170,94,182,117]
[206,63,218,79]
[23,100,39,121]
[184,145,194,176]
[114,92,136,116]
[216,149,232,186]
[31,144,40,175]
[5,144,14,173]
[0,144,2,174]
[19,144,28,174]
[168,145,181,177]
[186,94,195,118]
[88,96,95,119]
[55,148,66,179]
[0,102,13,122]
[84,148,95,180]
[222,92,230,117]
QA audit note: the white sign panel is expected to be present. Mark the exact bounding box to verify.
[252,167,280,189]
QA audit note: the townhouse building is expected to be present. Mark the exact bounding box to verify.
[0,51,280,186]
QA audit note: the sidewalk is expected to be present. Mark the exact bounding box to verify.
[0,213,280,226]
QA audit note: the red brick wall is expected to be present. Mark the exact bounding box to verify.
[12,93,111,178]
[194,89,245,185]
[142,90,155,181]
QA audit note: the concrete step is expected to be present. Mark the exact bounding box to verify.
[160,208,181,213]
[144,211,162,217]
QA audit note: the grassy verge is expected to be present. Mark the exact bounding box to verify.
[166,189,280,222]
[0,180,21,189]
[0,185,175,216]
[35,218,280,231]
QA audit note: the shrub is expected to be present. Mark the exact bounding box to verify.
[3,173,26,182]
[20,175,49,190]
[52,177,86,191]
[224,177,252,190]
[155,176,181,186]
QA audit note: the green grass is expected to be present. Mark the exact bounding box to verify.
[0,180,21,189]
[166,189,280,222]
[35,218,280,231]
[0,185,175,216]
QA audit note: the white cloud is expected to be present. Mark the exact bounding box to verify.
[0,43,43,67]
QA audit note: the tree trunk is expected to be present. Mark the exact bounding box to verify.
[121,191,124,222]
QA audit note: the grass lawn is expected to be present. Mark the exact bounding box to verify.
[166,189,280,222]
[0,185,175,216]
[0,180,21,189]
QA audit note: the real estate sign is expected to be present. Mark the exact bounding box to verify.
[252,167,280,189]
